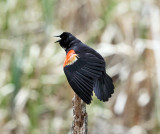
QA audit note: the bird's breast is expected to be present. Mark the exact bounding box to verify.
[63,50,79,67]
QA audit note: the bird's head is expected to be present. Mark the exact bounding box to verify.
[55,32,77,50]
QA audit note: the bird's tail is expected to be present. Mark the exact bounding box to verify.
[93,73,114,101]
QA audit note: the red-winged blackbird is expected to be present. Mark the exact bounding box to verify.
[55,32,114,104]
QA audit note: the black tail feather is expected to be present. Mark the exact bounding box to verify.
[93,73,114,102]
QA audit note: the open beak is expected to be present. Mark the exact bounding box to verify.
[54,35,61,43]
[55,39,61,43]
[54,35,60,37]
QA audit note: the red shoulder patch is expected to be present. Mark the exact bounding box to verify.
[63,50,78,67]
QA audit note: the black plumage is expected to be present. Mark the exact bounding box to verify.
[55,32,114,104]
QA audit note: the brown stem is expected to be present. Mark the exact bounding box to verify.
[71,93,88,134]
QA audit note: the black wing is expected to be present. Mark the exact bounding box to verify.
[64,53,105,104]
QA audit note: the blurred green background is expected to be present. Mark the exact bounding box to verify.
[0,0,160,134]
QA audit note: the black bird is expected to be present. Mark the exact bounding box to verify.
[55,32,114,104]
